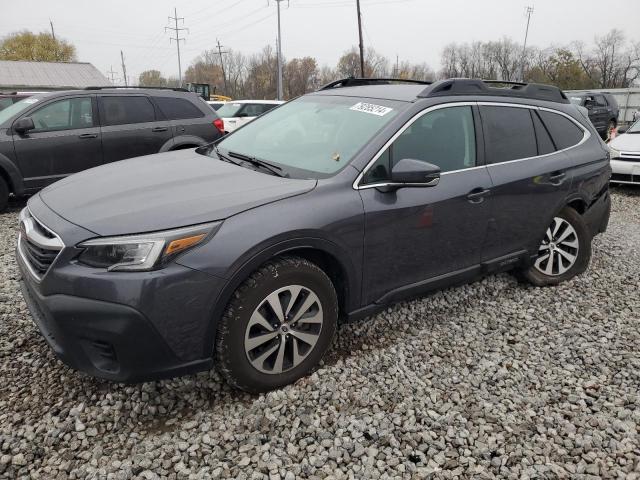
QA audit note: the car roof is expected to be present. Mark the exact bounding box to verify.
[313,84,426,102]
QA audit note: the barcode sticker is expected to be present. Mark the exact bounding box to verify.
[350,102,393,116]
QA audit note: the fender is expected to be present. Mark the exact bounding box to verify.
[160,135,207,152]
[0,152,25,195]
[201,236,360,357]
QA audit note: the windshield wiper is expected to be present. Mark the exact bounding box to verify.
[228,151,289,178]
[213,145,241,166]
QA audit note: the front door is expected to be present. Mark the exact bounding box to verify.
[358,104,493,305]
[12,95,102,190]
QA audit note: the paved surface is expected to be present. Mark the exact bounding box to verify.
[0,187,639,479]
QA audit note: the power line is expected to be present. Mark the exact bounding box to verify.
[356,0,365,77]
[106,66,118,84]
[165,8,189,87]
[520,6,534,81]
[120,50,128,87]
[270,0,287,100]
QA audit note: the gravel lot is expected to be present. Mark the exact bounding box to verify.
[1,188,639,480]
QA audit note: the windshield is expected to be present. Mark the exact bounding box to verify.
[627,119,640,133]
[209,95,402,179]
[0,96,41,125]
[216,103,245,118]
[568,95,585,106]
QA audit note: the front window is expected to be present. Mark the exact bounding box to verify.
[0,96,43,126]
[208,95,402,178]
[569,96,585,106]
[31,97,94,131]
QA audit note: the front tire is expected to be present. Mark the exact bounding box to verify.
[216,256,338,393]
[521,207,592,286]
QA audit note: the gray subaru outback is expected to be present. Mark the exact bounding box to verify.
[17,78,611,393]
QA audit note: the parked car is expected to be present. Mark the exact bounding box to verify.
[216,100,284,133]
[0,87,225,211]
[609,119,640,184]
[568,92,619,138]
[17,78,611,393]
[0,91,43,111]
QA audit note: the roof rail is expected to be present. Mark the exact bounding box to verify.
[84,86,189,92]
[319,77,432,90]
[418,79,569,104]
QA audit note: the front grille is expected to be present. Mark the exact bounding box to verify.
[611,173,637,183]
[619,152,640,162]
[18,208,64,279]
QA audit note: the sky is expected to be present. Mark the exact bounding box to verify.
[1,0,638,84]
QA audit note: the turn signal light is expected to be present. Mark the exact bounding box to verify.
[164,234,206,256]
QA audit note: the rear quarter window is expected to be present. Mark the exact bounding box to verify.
[154,96,205,120]
[538,111,585,150]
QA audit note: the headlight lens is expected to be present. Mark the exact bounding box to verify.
[77,222,221,271]
[609,146,621,159]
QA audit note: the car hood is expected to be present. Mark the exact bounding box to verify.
[39,149,317,236]
[610,133,640,152]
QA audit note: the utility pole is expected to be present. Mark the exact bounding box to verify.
[520,6,534,81]
[166,8,188,87]
[106,66,118,85]
[120,50,128,87]
[272,0,286,101]
[356,0,365,77]
[49,19,57,61]
[216,39,228,94]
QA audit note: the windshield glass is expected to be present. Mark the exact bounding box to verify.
[0,96,41,125]
[216,103,245,118]
[568,95,585,106]
[627,119,640,133]
[210,95,402,178]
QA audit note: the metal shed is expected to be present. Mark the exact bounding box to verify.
[0,60,110,91]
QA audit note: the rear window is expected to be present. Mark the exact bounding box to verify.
[100,96,156,126]
[481,106,537,163]
[538,111,584,150]
[155,96,204,120]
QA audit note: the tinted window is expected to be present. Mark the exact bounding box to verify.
[532,111,556,155]
[155,96,204,120]
[241,104,269,117]
[481,106,537,163]
[100,96,155,126]
[363,106,476,184]
[31,97,94,131]
[538,111,584,150]
[594,95,607,107]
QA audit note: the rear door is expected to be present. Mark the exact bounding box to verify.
[12,95,102,190]
[153,95,218,143]
[479,104,575,262]
[98,95,173,163]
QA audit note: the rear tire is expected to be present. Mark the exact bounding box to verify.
[521,207,592,286]
[215,256,338,393]
[0,177,8,213]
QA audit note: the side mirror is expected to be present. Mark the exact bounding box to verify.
[617,126,627,134]
[384,158,440,190]
[584,100,595,110]
[14,117,35,134]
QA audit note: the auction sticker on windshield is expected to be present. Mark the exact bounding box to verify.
[350,102,393,116]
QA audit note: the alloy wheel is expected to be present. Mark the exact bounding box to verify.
[244,285,323,374]
[534,217,580,276]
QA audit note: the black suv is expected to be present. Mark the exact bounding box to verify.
[0,87,224,211]
[568,92,619,138]
[17,78,611,393]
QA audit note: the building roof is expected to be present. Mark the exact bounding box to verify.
[0,60,110,90]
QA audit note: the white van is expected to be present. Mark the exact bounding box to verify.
[216,100,283,133]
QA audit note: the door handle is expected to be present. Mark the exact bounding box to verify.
[151,126,168,132]
[549,171,566,185]
[78,133,97,139]
[466,188,490,204]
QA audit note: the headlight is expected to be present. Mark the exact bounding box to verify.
[608,146,621,159]
[77,222,221,271]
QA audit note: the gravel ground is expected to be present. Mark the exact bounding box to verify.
[1,187,639,480]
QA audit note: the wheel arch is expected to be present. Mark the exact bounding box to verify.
[164,135,208,152]
[204,238,360,356]
[0,153,25,195]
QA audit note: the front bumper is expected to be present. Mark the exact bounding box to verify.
[16,205,227,382]
[610,159,640,184]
